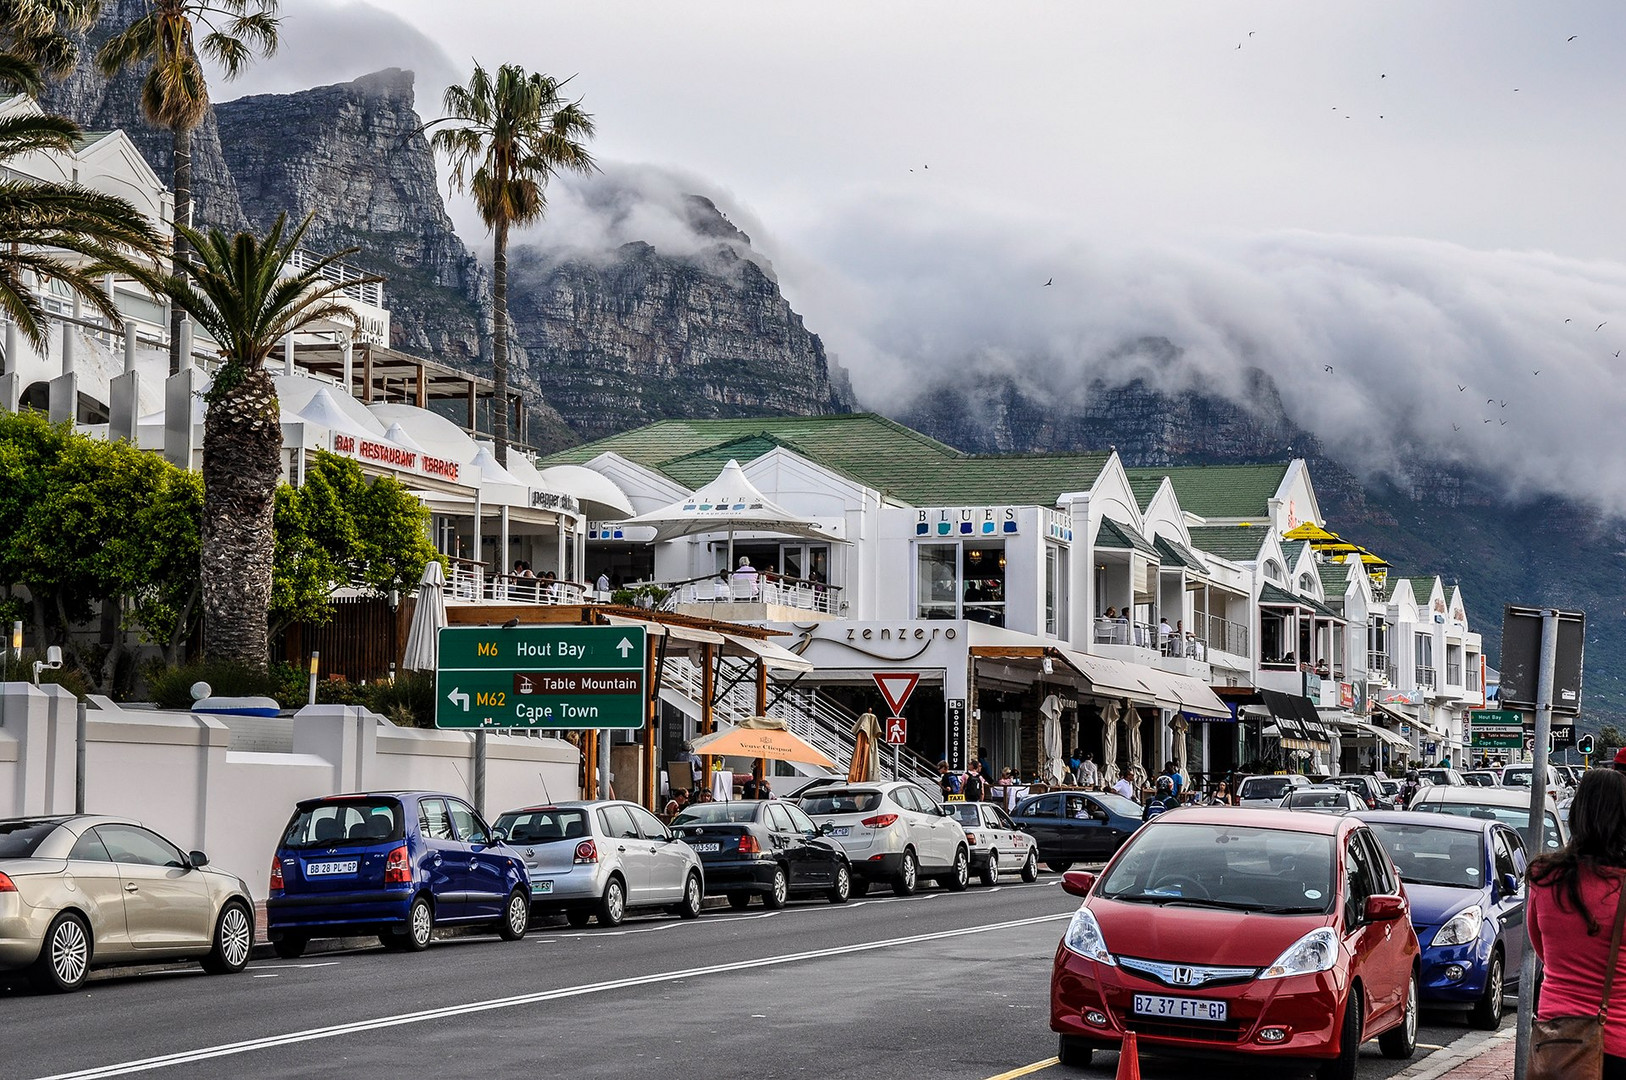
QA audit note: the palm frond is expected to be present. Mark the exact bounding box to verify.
[0,53,45,95]
[0,111,80,158]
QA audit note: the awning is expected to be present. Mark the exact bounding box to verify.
[1059,650,1158,705]
[1337,717,1414,750]
[601,613,727,646]
[723,633,816,674]
[1134,667,1231,719]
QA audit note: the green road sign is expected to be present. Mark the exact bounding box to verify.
[435,625,647,730]
[1470,709,1523,727]
[1471,731,1524,749]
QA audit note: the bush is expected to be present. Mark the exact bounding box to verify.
[146,660,285,709]
[365,670,436,727]
[7,649,91,700]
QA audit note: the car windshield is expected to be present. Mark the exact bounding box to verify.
[1285,791,1349,809]
[1092,793,1142,818]
[1419,771,1450,783]
[282,799,404,849]
[1502,769,1532,788]
[1364,821,1486,888]
[0,820,60,858]
[1380,781,1400,795]
[800,789,883,815]
[1098,823,1336,914]
[673,803,761,825]
[1414,801,1562,852]
[492,807,592,843]
[947,804,982,825]
[1240,777,1296,800]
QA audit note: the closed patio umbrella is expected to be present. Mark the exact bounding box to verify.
[1126,703,1144,787]
[849,711,882,783]
[1040,694,1065,782]
[401,560,447,672]
[1170,714,1189,777]
[1100,700,1120,785]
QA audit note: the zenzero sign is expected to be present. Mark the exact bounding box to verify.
[435,625,646,730]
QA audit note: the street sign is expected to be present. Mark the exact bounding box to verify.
[435,625,647,730]
[885,716,908,745]
[1500,606,1585,715]
[1472,730,1524,749]
[945,698,967,772]
[1471,709,1523,727]
[873,672,921,716]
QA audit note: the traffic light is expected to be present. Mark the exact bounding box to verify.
[1579,733,1597,756]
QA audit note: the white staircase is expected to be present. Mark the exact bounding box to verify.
[658,655,938,786]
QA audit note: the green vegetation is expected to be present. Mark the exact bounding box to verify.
[145,659,436,724]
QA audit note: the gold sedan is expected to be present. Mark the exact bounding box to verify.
[0,815,256,992]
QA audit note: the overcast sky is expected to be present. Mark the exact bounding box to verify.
[219,1,1626,513]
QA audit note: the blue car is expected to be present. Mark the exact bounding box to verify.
[1356,810,1526,1028]
[1010,790,1144,871]
[267,791,531,957]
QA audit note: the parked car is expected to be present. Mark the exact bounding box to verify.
[1326,775,1386,810]
[946,800,1041,884]
[1408,785,1568,855]
[1497,764,1571,800]
[1235,773,1310,808]
[670,799,849,908]
[1010,790,1143,872]
[1050,807,1420,1079]
[493,801,703,927]
[0,815,255,992]
[1356,812,1526,1028]
[1461,771,1500,788]
[796,782,969,896]
[1378,778,1405,809]
[1416,768,1465,787]
[1279,787,1367,815]
[268,792,531,956]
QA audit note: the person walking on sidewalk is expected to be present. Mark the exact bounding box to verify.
[1529,768,1626,1079]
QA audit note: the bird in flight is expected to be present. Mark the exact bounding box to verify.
[1486,398,1495,405]
[1452,423,1460,431]
[1380,74,1386,78]
[1457,384,1467,391]
[1533,369,1541,375]
[1500,419,1509,426]
[1324,365,1334,373]
[1044,278,1053,287]
[1569,35,1578,41]
[1483,418,1492,424]
[1237,43,1243,49]
[1565,318,1572,323]
[923,164,929,169]
[1249,31,1255,37]
[1598,322,1607,331]
[1615,351,1621,359]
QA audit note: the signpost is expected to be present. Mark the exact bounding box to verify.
[435,625,648,730]
[945,698,967,773]
[1469,708,1524,750]
[873,672,921,781]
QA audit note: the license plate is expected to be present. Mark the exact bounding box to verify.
[306,860,357,876]
[692,843,721,853]
[831,827,850,837]
[1133,994,1227,1022]
[530,880,553,895]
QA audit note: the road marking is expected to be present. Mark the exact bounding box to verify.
[250,974,279,980]
[34,913,1071,1080]
[251,962,339,971]
[984,1058,1058,1080]
[531,910,782,942]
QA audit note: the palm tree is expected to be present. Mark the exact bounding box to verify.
[0,109,165,348]
[162,212,379,668]
[0,0,104,93]
[96,0,278,376]
[427,62,595,465]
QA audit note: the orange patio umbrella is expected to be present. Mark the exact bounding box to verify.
[848,712,882,783]
[690,716,837,769]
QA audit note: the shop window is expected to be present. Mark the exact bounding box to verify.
[1045,544,1062,637]
[916,542,1005,626]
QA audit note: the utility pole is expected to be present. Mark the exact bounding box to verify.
[1514,608,1559,1080]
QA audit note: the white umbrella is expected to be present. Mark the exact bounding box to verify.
[401,561,447,672]
[1126,703,1144,787]
[1040,694,1065,782]
[617,459,844,570]
[1100,700,1120,785]
[1170,714,1190,776]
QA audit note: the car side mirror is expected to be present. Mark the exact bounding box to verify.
[1500,872,1520,895]
[1364,894,1407,921]
[187,850,209,869]
[491,829,508,844]
[1061,870,1097,898]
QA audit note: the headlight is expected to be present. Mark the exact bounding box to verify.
[1062,906,1116,966]
[1260,927,1339,980]
[1432,905,1484,948]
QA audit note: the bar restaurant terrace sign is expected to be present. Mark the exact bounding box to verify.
[435,625,647,730]
[331,432,462,484]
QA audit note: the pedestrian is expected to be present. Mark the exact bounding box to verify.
[1111,773,1136,802]
[1528,769,1626,1078]
[1142,775,1178,822]
[1080,752,1100,789]
[595,569,611,594]
[742,763,772,800]
[662,787,690,819]
[961,762,987,802]
[937,760,961,799]
[976,746,992,784]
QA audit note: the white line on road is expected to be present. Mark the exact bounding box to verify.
[34,912,1072,1080]
[250,962,340,971]
[250,975,278,979]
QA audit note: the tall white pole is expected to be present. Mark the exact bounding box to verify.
[1514,609,1559,1080]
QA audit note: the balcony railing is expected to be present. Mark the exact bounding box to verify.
[1467,666,1481,691]
[289,247,385,308]
[1191,612,1250,658]
[445,559,590,605]
[1094,618,1156,649]
[1446,662,1463,686]
[670,575,841,615]
[1416,665,1436,689]
[1368,651,1388,680]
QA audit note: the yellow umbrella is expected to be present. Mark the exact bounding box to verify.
[1282,522,1342,542]
[691,716,837,769]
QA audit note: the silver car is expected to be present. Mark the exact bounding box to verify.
[492,801,703,927]
[1235,773,1310,808]
[797,781,969,896]
[0,815,255,992]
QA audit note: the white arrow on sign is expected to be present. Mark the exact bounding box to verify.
[616,637,634,658]
[448,687,469,712]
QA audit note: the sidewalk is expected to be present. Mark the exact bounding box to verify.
[1393,1025,1516,1080]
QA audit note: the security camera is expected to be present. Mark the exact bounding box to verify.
[32,645,63,685]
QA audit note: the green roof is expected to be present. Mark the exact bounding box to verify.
[1186,525,1272,563]
[1154,535,1205,571]
[1123,463,1290,521]
[543,414,1111,506]
[1402,575,1439,602]
[1127,475,1165,511]
[1280,540,1308,566]
[1318,562,1353,598]
[1258,582,1343,620]
[1096,518,1159,557]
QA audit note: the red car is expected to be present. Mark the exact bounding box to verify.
[1050,807,1419,1080]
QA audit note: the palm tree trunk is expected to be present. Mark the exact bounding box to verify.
[169,124,191,376]
[492,218,509,466]
[199,366,281,669]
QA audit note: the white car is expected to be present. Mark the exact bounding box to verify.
[1235,773,1310,808]
[945,800,1041,885]
[1277,785,1366,815]
[797,781,969,896]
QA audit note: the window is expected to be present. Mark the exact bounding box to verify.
[447,800,490,845]
[96,824,188,868]
[627,806,669,841]
[0,820,61,859]
[1045,544,1062,637]
[1022,796,1058,818]
[69,830,114,863]
[916,542,1006,626]
[766,804,797,833]
[419,799,455,840]
[1491,830,1521,886]
[1357,830,1397,894]
[784,805,821,835]
[283,799,403,848]
[894,787,929,813]
[1064,795,1095,820]
[801,789,882,815]
[598,805,641,840]
[493,808,590,843]
[1344,835,1377,925]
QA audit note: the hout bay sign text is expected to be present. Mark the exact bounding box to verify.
[435,625,647,730]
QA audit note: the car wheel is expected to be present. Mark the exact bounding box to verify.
[1380,972,1419,1059]
[1470,952,1505,1030]
[849,877,870,898]
[202,900,253,974]
[1021,850,1039,883]
[762,866,789,910]
[893,849,919,896]
[498,888,530,941]
[272,935,307,959]
[945,846,969,891]
[597,876,626,927]
[1047,861,1073,874]
[828,863,851,904]
[1317,986,1362,1080]
[727,892,753,910]
[676,873,703,920]
[979,851,999,887]
[402,895,434,951]
[30,912,91,993]
[1057,1034,1094,1068]
[565,908,593,928]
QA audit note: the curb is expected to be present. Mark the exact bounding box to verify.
[1391,1024,1516,1080]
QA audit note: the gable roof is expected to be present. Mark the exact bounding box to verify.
[1127,475,1165,511]
[1096,518,1159,557]
[1281,540,1309,566]
[1123,463,1290,521]
[1318,562,1353,598]
[1186,524,1272,563]
[1402,575,1440,603]
[1153,534,1205,571]
[543,414,1111,506]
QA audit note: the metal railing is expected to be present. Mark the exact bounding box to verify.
[1415,665,1436,689]
[445,559,592,606]
[666,575,841,615]
[1093,618,1157,648]
[1192,612,1250,658]
[289,247,385,308]
[1446,662,1463,686]
[1368,651,1388,680]
[1467,666,1481,691]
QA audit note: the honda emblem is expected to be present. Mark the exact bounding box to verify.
[1171,966,1195,986]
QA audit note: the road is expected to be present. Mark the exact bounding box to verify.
[7,875,1510,1080]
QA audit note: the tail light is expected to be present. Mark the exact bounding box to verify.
[268,857,284,892]
[383,845,411,884]
[861,814,899,829]
[736,835,760,855]
[573,840,599,864]
[0,871,16,893]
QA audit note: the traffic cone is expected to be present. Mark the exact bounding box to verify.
[1115,1030,1141,1080]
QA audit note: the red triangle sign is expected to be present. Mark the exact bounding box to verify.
[872,672,921,716]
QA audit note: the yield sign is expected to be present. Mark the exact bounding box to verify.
[872,672,921,716]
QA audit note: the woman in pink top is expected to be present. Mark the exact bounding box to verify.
[1528,768,1626,1078]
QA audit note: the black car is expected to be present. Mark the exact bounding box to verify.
[1009,791,1143,871]
[1327,774,1386,810]
[672,800,851,908]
